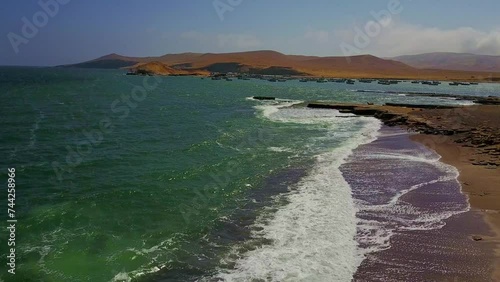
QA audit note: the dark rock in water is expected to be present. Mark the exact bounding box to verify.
[474,97,500,105]
[351,108,380,116]
[253,96,275,100]
[472,235,483,241]
[338,109,353,113]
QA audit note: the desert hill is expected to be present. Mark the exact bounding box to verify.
[65,50,500,81]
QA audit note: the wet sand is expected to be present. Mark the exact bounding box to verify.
[342,126,495,281]
[354,209,495,281]
[406,104,500,281]
[412,134,500,281]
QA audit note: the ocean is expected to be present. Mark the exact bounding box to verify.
[0,67,498,281]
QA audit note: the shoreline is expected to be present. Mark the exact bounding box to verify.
[343,125,493,280]
[302,101,500,280]
[410,133,500,280]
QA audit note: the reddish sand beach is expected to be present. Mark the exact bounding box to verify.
[409,106,500,281]
[306,102,500,280]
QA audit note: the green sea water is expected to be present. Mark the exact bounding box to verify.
[0,67,499,281]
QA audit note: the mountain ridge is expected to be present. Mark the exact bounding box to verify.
[392,52,500,73]
[64,50,500,81]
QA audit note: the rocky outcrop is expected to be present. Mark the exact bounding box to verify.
[127,61,207,76]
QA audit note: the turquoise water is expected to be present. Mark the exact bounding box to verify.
[1,67,499,281]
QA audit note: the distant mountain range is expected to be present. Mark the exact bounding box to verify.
[391,52,500,73]
[63,51,500,81]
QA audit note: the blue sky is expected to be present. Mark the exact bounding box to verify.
[1,0,500,66]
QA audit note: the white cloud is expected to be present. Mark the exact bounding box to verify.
[177,24,500,57]
[368,22,500,56]
[333,21,500,56]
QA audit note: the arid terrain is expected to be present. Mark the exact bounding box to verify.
[392,52,500,73]
[66,51,500,81]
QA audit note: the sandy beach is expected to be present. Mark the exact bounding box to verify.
[305,101,500,280]
[409,106,500,281]
[411,134,500,280]
[380,106,500,280]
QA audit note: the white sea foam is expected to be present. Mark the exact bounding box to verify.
[350,132,470,255]
[29,109,45,148]
[456,100,475,106]
[107,236,183,282]
[111,272,132,282]
[215,104,381,281]
[267,146,294,153]
[252,99,303,120]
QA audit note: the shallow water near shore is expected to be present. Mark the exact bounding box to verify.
[1,67,499,281]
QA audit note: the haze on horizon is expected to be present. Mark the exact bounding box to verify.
[1,0,500,66]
